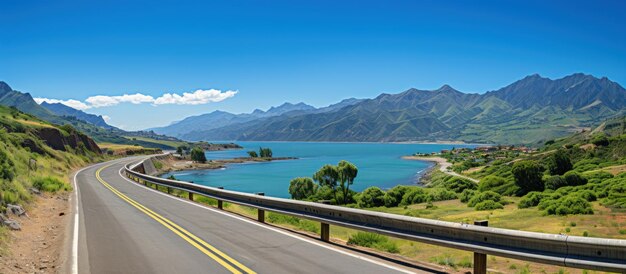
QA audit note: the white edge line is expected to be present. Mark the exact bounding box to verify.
[71,158,135,274]
[71,164,92,274]
[116,165,416,274]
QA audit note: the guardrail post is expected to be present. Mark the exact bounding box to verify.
[188,192,194,201]
[217,187,224,209]
[256,192,265,223]
[474,220,488,274]
[167,187,172,194]
[321,223,330,242]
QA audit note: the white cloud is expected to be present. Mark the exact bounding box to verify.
[85,93,154,108]
[153,89,237,105]
[34,97,91,110]
[102,115,111,122]
[35,88,237,110]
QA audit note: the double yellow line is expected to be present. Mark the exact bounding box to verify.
[95,164,256,274]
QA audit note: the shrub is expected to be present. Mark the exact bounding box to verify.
[383,186,410,207]
[518,191,544,208]
[478,176,507,193]
[544,176,568,190]
[426,188,457,202]
[603,178,626,208]
[539,195,593,215]
[576,190,597,202]
[32,176,71,192]
[512,160,544,195]
[582,171,613,181]
[357,187,385,208]
[400,188,427,206]
[475,200,504,210]
[547,149,573,175]
[347,232,399,253]
[289,177,317,200]
[459,189,476,203]
[442,177,476,193]
[468,191,501,207]
[591,134,609,146]
[563,171,588,187]
[308,186,335,203]
[0,148,15,181]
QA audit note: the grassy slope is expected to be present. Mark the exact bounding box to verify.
[0,106,110,253]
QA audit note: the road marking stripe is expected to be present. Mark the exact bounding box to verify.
[117,164,416,274]
[95,164,255,274]
[113,180,256,274]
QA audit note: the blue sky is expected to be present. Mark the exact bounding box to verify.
[1,0,625,130]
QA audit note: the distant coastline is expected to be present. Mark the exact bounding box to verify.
[199,140,489,146]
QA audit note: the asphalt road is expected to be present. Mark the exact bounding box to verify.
[69,157,432,274]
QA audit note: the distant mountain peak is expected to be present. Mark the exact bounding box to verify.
[0,81,12,93]
[436,84,459,93]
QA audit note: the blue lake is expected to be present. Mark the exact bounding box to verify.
[161,142,476,198]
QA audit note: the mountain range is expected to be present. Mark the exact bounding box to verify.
[153,73,626,144]
[2,73,624,145]
[148,99,365,138]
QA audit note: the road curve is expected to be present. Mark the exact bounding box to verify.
[69,157,432,274]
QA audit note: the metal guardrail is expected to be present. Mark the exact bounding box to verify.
[124,157,626,273]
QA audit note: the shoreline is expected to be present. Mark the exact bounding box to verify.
[198,140,491,146]
[154,156,297,175]
[403,155,479,183]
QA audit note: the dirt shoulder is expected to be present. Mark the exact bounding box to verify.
[0,193,70,274]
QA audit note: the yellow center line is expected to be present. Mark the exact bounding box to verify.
[95,163,256,274]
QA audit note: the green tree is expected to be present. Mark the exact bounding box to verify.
[512,160,544,195]
[313,164,339,203]
[247,151,258,158]
[547,149,573,175]
[190,147,207,163]
[357,187,385,208]
[288,177,317,200]
[337,160,358,204]
[259,147,273,158]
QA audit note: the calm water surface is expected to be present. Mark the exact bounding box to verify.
[161,142,476,198]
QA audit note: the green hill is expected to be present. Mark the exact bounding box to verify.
[0,105,103,212]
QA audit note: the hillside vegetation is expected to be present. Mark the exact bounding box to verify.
[0,105,103,216]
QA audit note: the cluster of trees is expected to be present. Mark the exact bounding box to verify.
[190,147,207,163]
[285,132,626,217]
[176,145,190,156]
[248,147,273,158]
[288,160,358,205]
[355,185,457,209]
[176,145,207,163]
[467,133,626,215]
